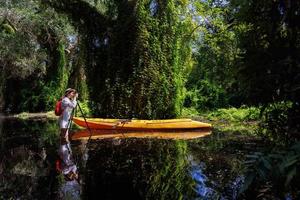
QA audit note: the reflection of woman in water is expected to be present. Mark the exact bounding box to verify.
[59,176,80,199]
[57,141,81,200]
[58,144,78,179]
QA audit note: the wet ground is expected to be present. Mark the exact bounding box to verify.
[0,116,263,199]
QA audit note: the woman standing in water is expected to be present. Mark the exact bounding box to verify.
[59,88,78,144]
[57,88,80,199]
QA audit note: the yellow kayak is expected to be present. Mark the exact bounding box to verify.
[72,117,212,130]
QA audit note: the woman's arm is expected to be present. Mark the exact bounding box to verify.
[62,97,77,109]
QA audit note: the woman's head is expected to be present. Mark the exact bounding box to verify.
[64,88,77,98]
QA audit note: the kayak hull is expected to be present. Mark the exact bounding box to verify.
[72,117,212,130]
[71,129,212,140]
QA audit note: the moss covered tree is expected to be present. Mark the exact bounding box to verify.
[44,0,193,119]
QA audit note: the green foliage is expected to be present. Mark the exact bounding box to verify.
[181,106,260,136]
[76,100,91,117]
[185,0,244,108]
[181,107,199,118]
[56,42,69,96]
[129,0,192,118]
[1,23,16,34]
[259,101,295,144]
[10,41,70,112]
[0,0,87,113]
[206,106,260,122]
[233,0,300,106]
[69,43,90,102]
[67,0,193,119]
[184,80,227,111]
[206,106,260,135]
[241,142,300,199]
[0,28,47,80]
[1,0,299,142]
[229,1,300,197]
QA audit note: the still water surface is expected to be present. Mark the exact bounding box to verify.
[0,117,254,199]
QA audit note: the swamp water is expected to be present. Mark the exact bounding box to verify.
[0,117,261,199]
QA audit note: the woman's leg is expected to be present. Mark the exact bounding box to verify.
[60,128,69,144]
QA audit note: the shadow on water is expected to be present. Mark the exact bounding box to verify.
[0,117,263,199]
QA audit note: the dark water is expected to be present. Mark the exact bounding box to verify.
[0,117,257,199]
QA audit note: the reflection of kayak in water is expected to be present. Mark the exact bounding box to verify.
[72,117,212,130]
[71,128,212,140]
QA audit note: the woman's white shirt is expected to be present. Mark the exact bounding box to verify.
[59,97,77,129]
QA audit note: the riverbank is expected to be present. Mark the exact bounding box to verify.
[0,111,57,120]
[0,107,261,135]
[183,107,260,136]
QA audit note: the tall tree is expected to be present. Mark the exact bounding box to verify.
[232,0,300,104]
[0,0,78,112]
[44,0,193,119]
[184,0,243,110]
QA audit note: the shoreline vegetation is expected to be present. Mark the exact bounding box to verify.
[0,111,57,120]
[1,107,260,135]
[182,106,260,136]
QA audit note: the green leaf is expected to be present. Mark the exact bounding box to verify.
[290,142,300,152]
[239,172,255,194]
[261,157,272,170]
[285,167,297,187]
[282,155,299,169]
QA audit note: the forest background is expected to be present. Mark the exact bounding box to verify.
[1,0,300,198]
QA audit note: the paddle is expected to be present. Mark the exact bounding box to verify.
[77,101,93,162]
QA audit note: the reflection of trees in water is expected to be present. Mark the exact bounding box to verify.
[83,137,244,199]
[0,144,54,199]
[0,119,59,199]
[83,139,198,199]
[0,114,3,163]
[146,140,196,199]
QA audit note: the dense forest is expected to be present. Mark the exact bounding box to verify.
[1,0,300,198]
